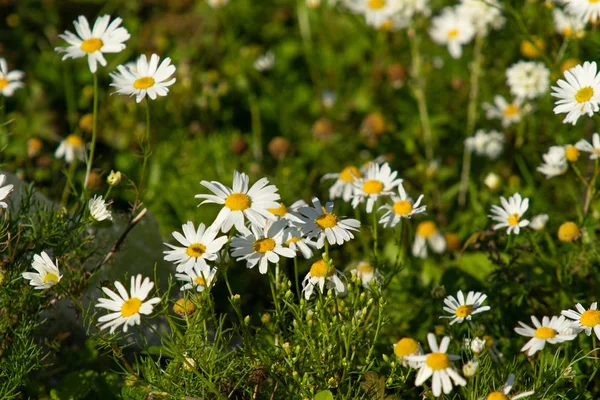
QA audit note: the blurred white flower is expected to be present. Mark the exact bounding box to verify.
[0,174,14,209]
[465,130,504,159]
[322,165,363,202]
[207,0,230,8]
[0,58,24,97]
[575,132,600,159]
[506,61,550,100]
[429,7,475,59]
[344,0,402,29]
[482,95,529,127]
[110,54,176,103]
[456,0,505,36]
[529,214,549,231]
[55,134,85,164]
[88,195,112,222]
[565,0,600,24]
[484,173,501,190]
[412,221,446,258]
[553,8,586,38]
[537,146,568,179]
[254,51,275,72]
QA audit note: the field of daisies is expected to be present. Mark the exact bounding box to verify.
[2,0,600,398]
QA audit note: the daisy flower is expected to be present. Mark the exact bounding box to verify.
[0,58,24,97]
[230,219,296,274]
[551,61,600,125]
[565,0,600,24]
[529,214,549,231]
[322,165,363,202]
[465,130,504,159]
[506,61,550,100]
[351,162,402,213]
[55,134,85,164]
[163,221,228,273]
[456,0,505,37]
[537,146,568,179]
[282,228,317,259]
[562,302,600,340]
[0,174,14,209]
[293,197,361,248]
[88,195,112,222]
[21,251,62,290]
[479,374,534,400]
[55,15,130,73]
[378,184,426,228]
[482,95,529,127]
[195,170,281,235]
[441,290,491,325]
[412,221,446,258]
[515,315,577,356]
[95,274,161,334]
[429,7,476,59]
[175,264,217,292]
[553,8,586,38]
[110,54,176,103]
[344,0,402,29]
[302,258,346,300]
[268,199,307,223]
[404,333,467,397]
[393,337,423,368]
[488,193,530,235]
[576,132,600,159]
[254,51,275,72]
[353,261,381,288]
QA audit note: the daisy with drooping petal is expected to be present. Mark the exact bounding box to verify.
[351,162,402,213]
[537,146,568,179]
[195,170,281,235]
[553,8,586,39]
[95,274,161,334]
[393,337,423,368]
[565,0,600,24]
[404,333,467,397]
[478,374,535,400]
[551,61,600,125]
[506,61,550,100]
[55,15,130,73]
[353,261,381,288]
[175,264,217,292]
[55,134,85,164]
[378,184,426,228]
[0,174,14,209]
[429,7,476,59]
[482,95,529,127]
[88,195,112,222]
[268,199,307,223]
[412,221,446,258]
[562,302,600,340]
[441,290,491,325]
[163,221,228,273]
[293,197,361,248]
[514,315,577,356]
[0,58,24,97]
[282,228,317,259]
[230,219,296,274]
[575,132,600,159]
[22,251,62,290]
[488,193,530,235]
[302,258,346,300]
[322,165,363,202]
[110,54,176,103]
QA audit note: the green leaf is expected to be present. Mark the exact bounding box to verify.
[314,390,334,400]
[49,370,98,400]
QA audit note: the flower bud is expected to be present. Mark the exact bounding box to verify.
[107,170,122,186]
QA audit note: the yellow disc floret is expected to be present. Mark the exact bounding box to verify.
[486,392,509,400]
[507,213,520,226]
[503,104,520,118]
[44,273,59,283]
[310,259,334,278]
[367,0,386,9]
[225,193,251,211]
[253,238,276,253]
[268,203,288,217]
[393,200,413,215]
[558,221,580,242]
[173,298,196,316]
[133,77,156,90]
[416,221,437,238]
[316,213,338,229]
[425,352,450,370]
[565,145,580,162]
[455,305,474,318]
[534,327,556,339]
[394,338,418,358]
[80,38,103,53]
[66,134,84,148]
[575,86,594,103]
[362,179,384,195]
[339,166,362,183]
[447,29,459,39]
[580,310,600,327]
[121,297,142,317]
[186,243,207,258]
[0,78,8,90]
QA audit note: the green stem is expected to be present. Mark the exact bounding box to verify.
[372,207,378,261]
[293,256,300,297]
[583,158,599,217]
[138,99,152,195]
[83,73,99,194]
[0,96,6,149]
[61,160,78,207]
[249,92,263,161]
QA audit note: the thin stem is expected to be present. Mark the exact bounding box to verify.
[293,256,300,297]
[583,158,599,217]
[372,207,378,261]
[0,96,6,149]
[249,92,263,161]
[61,160,78,206]
[138,99,152,196]
[83,73,99,194]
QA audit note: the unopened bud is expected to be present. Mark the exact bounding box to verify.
[107,170,122,186]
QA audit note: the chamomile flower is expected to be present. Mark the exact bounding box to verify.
[175,264,217,292]
[0,58,24,97]
[514,315,577,356]
[88,195,112,222]
[293,197,361,248]
[537,146,568,179]
[553,8,586,38]
[479,374,535,400]
[562,302,600,340]
[163,221,228,273]
[230,219,296,274]
[268,199,307,223]
[95,274,161,334]
[441,290,491,325]
[344,0,402,29]
[195,170,281,235]
[302,258,346,300]
[322,165,363,202]
[529,214,549,231]
[110,54,176,103]
[55,134,85,164]
[488,193,530,235]
[282,228,316,259]
[353,261,381,287]
[429,7,476,59]
[393,337,423,368]
[254,51,275,72]
[565,0,600,24]
[22,251,62,290]
[378,184,426,228]
[482,95,529,127]
[55,15,130,73]
[412,221,446,258]
[506,61,550,100]
[456,0,505,36]
[404,333,467,397]
[351,162,402,213]
[575,132,600,159]
[0,174,14,209]
[551,61,600,125]
[465,130,504,159]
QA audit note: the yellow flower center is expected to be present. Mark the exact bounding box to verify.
[194,276,207,286]
[253,238,276,253]
[534,327,556,339]
[66,134,84,148]
[225,193,251,211]
[503,104,520,117]
[563,27,573,37]
[268,203,288,217]
[393,200,413,215]
[425,352,450,370]
[310,259,334,278]
[43,273,59,283]
[133,77,156,90]
[565,146,580,162]
[590,0,600,4]
[316,213,338,229]
[339,166,362,183]
[121,297,142,317]
[284,237,301,246]
[416,221,437,238]
[455,305,473,318]
[380,19,392,31]
[580,310,600,327]
[186,243,206,258]
[173,298,196,316]
[447,29,459,38]
[367,0,386,9]
[575,86,594,103]
[486,393,509,400]
[507,213,520,226]
[558,221,580,242]
[394,338,418,358]
[362,179,384,195]
[0,78,8,90]
[358,263,374,273]
[80,38,103,53]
